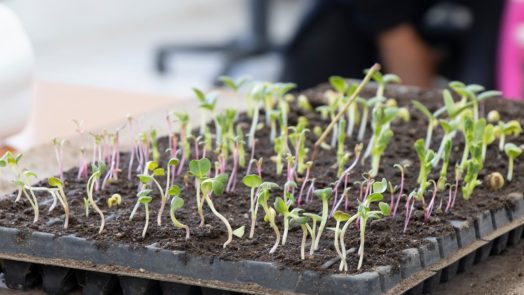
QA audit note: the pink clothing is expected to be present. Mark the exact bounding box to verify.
[498,0,524,100]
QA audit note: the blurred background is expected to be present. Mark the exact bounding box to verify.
[3,0,308,95]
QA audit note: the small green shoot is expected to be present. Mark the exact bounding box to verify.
[504,143,522,182]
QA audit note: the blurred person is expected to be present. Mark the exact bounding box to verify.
[280,0,504,91]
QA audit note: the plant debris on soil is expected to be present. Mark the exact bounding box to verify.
[0,83,523,277]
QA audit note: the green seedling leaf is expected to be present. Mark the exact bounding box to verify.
[189,158,211,178]
[168,185,181,197]
[23,170,37,179]
[138,174,153,184]
[233,225,245,238]
[412,100,434,120]
[505,143,523,158]
[372,178,388,194]
[379,202,391,216]
[170,196,184,210]
[260,182,279,191]
[137,189,152,198]
[14,153,23,164]
[334,211,350,222]
[48,177,64,188]
[168,158,180,167]
[503,120,523,136]
[138,196,152,204]
[367,193,384,203]
[146,161,158,171]
[192,88,205,101]
[329,76,347,93]
[383,74,401,84]
[274,197,289,214]
[201,179,214,195]
[466,84,484,94]
[153,168,165,176]
[314,188,333,201]
[242,174,262,188]
[303,212,321,222]
[477,90,502,101]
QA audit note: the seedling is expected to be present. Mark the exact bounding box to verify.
[482,124,496,161]
[448,81,501,120]
[257,184,281,253]
[461,144,483,200]
[302,213,321,255]
[174,112,191,176]
[313,188,333,250]
[86,163,106,234]
[52,138,67,181]
[362,104,400,165]
[332,211,351,271]
[356,96,385,141]
[412,100,438,149]
[242,174,263,238]
[414,139,435,200]
[460,117,485,170]
[189,158,211,226]
[392,163,407,216]
[169,185,190,240]
[201,173,232,248]
[424,180,438,223]
[137,193,153,238]
[274,196,301,245]
[438,138,451,191]
[297,94,313,112]
[340,192,390,270]
[193,88,218,137]
[137,161,167,225]
[101,130,122,190]
[291,215,310,260]
[48,177,70,229]
[497,120,522,151]
[504,143,522,182]
[369,128,393,177]
[403,191,417,233]
[247,83,269,148]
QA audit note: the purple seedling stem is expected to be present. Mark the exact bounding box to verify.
[127,145,136,180]
[297,165,311,205]
[403,192,416,233]
[52,139,65,181]
[245,139,257,176]
[256,158,263,178]
[192,137,200,160]
[424,181,438,223]
[226,143,240,192]
[392,164,405,216]
[305,179,315,203]
[77,147,89,180]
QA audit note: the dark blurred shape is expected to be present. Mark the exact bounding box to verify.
[154,0,276,82]
[280,0,504,90]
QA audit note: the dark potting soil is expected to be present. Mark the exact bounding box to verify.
[0,83,523,276]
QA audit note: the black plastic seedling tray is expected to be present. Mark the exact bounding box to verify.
[0,192,523,295]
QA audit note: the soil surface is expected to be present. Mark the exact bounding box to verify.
[0,83,523,277]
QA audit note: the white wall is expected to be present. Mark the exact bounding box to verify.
[3,0,241,50]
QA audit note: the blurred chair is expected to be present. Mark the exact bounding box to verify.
[154,0,276,82]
